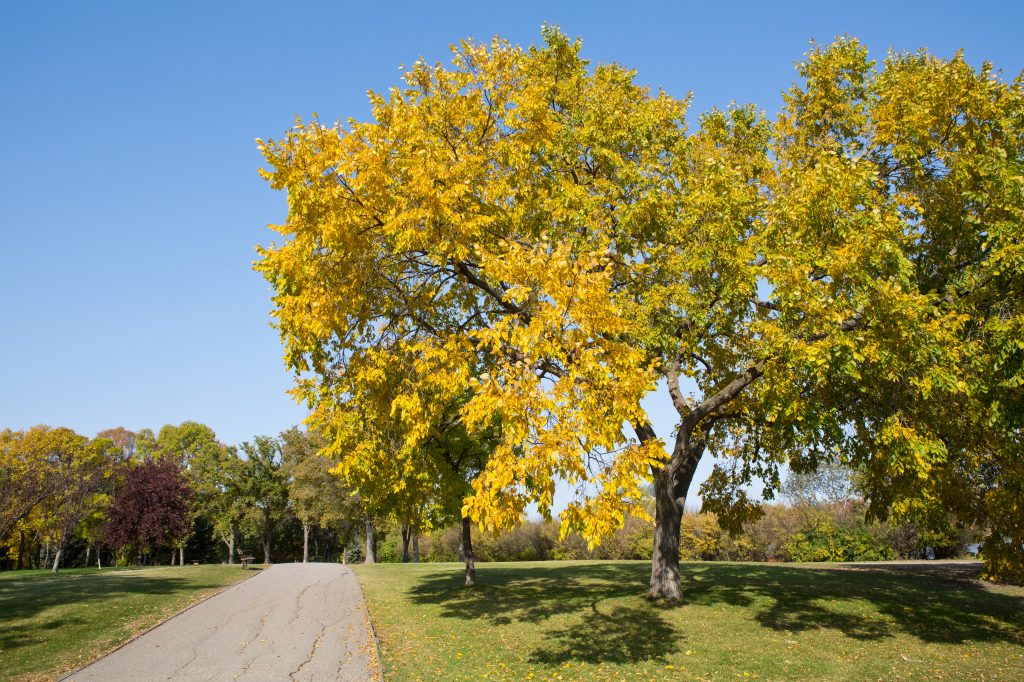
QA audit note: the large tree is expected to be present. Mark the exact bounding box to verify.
[257,30,1023,596]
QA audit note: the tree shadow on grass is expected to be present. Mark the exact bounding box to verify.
[528,601,681,665]
[406,562,681,665]
[404,561,1024,665]
[0,567,252,654]
[681,563,1024,645]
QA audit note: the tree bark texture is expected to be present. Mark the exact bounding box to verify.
[461,517,476,587]
[647,428,705,601]
[302,523,310,563]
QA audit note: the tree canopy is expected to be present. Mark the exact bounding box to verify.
[256,28,1024,593]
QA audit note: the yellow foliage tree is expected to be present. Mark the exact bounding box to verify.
[257,29,1024,597]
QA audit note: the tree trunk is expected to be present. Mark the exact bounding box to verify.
[647,432,705,601]
[364,516,377,564]
[51,547,62,573]
[43,541,50,569]
[263,534,272,565]
[97,547,103,570]
[412,533,420,563]
[461,517,476,587]
[401,525,411,563]
[302,523,310,563]
[16,530,25,570]
[179,547,184,566]
[85,544,91,569]
[227,531,235,564]
[649,467,684,600]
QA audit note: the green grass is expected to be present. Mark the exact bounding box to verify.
[0,564,256,681]
[352,560,1024,681]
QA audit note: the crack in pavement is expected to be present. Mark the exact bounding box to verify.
[289,622,329,680]
[158,581,258,681]
[237,609,270,654]
[288,575,332,629]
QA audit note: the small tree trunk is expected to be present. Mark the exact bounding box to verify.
[43,541,51,568]
[16,530,25,570]
[412,533,420,563]
[461,517,476,587]
[401,525,411,563]
[302,523,310,563]
[51,548,61,573]
[179,547,184,566]
[364,516,377,564]
[97,547,103,570]
[227,531,235,564]
[263,535,272,565]
[85,544,91,569]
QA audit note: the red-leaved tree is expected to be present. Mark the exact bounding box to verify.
[103,458,193,562]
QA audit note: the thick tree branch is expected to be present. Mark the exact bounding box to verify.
[452,260,524,316]
[665,354,689,415]
[685,361,766,432]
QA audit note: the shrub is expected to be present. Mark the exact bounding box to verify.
[785,514,894,562]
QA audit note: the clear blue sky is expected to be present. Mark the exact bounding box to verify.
[2,0,1021,486]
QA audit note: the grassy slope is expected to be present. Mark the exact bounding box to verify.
[352,560,1024,681]
[0,565,254,681]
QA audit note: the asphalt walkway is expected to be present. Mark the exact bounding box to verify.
[64,563,378,681]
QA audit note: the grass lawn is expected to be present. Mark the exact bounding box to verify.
[352,560,1024,681]
[0,564,256,681]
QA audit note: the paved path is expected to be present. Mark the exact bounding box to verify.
[65,563,378,682]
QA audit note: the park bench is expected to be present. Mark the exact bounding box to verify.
[239,554,255,569]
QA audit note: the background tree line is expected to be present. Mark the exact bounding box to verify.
[0,423,367,571]
[0,421,981,573]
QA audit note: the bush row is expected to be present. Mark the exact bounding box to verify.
[382,501,977,564]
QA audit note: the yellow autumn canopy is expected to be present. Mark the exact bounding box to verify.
[256,28,1024,592]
